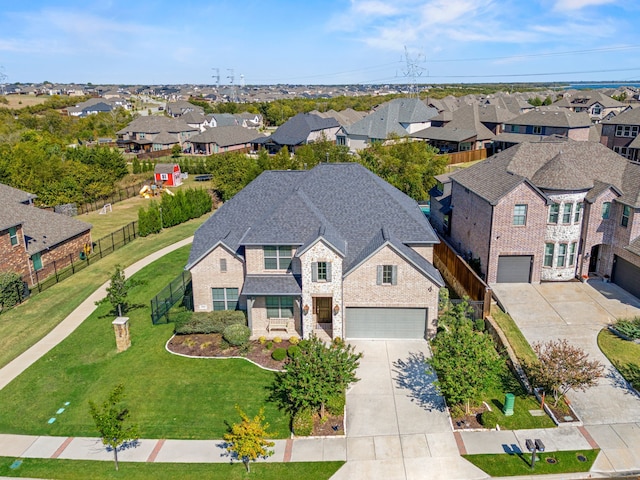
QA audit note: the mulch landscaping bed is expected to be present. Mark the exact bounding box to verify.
[167,333,292,370]
[168,333,345,436]
[451,406,485,430]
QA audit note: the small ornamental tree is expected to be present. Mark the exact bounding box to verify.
[98,265,140,315]
[89,384,139,471]
[272,335,362,418]
[526,339,604,407]
[224,406,274,473]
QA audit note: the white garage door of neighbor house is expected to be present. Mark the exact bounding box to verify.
[345,307,427,339]
[496,255,533,283]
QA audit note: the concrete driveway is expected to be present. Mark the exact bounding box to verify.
[330,340,486,480]
[491,280,640,426]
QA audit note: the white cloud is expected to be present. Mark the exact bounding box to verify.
[351,0,401,16]
[553,0,616,11]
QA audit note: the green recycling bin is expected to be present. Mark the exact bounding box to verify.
[503,393,515,416]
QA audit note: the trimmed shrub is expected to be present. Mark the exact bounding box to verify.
[265,341,274,350]
[474,318,485,332]
[174,310,246,334]
[273,336,282,344]
[271,347,287,361]
[287,345,301,359]
[326,393,346,416]
[258,336,267,345]
[292,408,314,436]
[289,336,300,345]
[0,272,24,309]
[480,410,499,429]
[222,324,250,347]
[614,317,640,340]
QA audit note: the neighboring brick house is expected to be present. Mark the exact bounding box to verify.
[186,125,266,155]
[493,108,592,151]
[0,184,92,286]
[258,113,340,154]
[554,91,626,123]
[186,163,444,340]
[600,107,640,163]
[430,140,640,299]
[116,116,198,152]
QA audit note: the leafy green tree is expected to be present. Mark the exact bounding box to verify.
[224,406,274,473]
[526,339,604,407]
[528,96,543,106]
[89,384,139,471]
[543,96,553,106]
[0,272,24,309]
[272,336,362,418]
[428,313,503,414]
[132,157,141,174]
[171,143,182,158]
[207,152,261,201]
[101,265,133,315]
[294,136,353,168]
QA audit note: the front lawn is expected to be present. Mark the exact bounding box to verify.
[464,449,598,476]
[0,457,343,480]
[598,328,640,390]
[490,306,537,365]
[0,246,291,439]
[0,217,207,370]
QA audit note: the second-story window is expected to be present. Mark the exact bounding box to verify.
[220,258,227,273]
[602,202,611,219]
[9,227,18,246]
[616,125,639,137]
[533,126,542,135]
[621,205,631,227]
[377,265,397,285]
[548,204,559,224]
[264,246,292,270]
[574,203,582,223]
[561,203,573,224]
[513,204,527,226]
[312,261,332,282]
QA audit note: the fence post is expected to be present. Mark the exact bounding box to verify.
[98,239,103,258]
[483,287,492,319]
[122,226,126,245]
[53,259,59,282]
[70,253,75,274]
[111,232,115,252]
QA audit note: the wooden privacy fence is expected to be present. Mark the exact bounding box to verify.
[438,148,488,166]
[433,234,492,319]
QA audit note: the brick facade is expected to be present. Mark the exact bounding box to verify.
[29,232,92,286]
[0,225,30,279]
[190,245,246,312]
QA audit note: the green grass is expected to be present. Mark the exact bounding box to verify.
[0,245,292,439]
[0,216,207,370]
[598,328,640,390]
[0,457,343,480]
[464,449,598,476]
[491,306,537,365]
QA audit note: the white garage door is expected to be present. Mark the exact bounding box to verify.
[345,307,427,339]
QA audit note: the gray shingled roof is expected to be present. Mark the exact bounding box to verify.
[451,141,640,206]
[155,163,177,174]
[344,98,438,140]
[241,274,302,296]
[505,109,591,128]
[117,116,197,135]
[269,113,339,146]
[602,106,640,126]
[0,183,37,204]
[411,127,477,142]
[187,163,442,284]
[189,125,266,147]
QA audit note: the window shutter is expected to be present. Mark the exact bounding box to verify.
[311,262,318,282]
[391,265,398,285]
[376,265,383,285]
[326,262,332,282]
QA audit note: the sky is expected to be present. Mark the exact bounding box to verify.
[1,0,640,86]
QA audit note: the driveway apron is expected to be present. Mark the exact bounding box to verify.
[329,340,486,480]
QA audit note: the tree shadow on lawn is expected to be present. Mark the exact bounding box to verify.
[393,351,446,412]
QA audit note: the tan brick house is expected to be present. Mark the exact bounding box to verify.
[186,163,444,340]
[430,139,640,299]
[0,183,92,286]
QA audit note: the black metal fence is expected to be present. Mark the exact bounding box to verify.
[75,182,148,215]
[150,271,192,325]
[24,221,139,295]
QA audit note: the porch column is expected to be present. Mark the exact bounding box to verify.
[295,298,302,337]
[246,297,254,331]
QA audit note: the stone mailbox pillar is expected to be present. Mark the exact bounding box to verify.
[112,317,131,352]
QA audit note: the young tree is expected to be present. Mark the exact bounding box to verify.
[272,336,362,418]
[526,339,604,407]
[171,143,182,158]
[102,265,131,315]
[89,384,139,471]
[427,317,503,414]
[224,406,275,473]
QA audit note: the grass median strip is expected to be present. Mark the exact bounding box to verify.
[0,216,207,370]
[464,449,598,476]
[0,457,344,480]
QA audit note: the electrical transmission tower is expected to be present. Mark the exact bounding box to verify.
[211,68,220,88]
[0,66,7,95]
[227,69,238,102]
[401,46,426,98]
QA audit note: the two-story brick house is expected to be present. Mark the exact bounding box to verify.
[429,140,640,299]
[186,163,444,340]
[0,184,92,286]
[600,107,640,163]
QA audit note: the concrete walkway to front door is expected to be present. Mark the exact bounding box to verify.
[329,340,486,480]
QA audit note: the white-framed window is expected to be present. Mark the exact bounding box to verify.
[621,205,631,227]
[336,136,346,146]
[544,243,554,267]
[264,246,292,270]
[266,296,294,318]
[212,288,238,311]
[574,203,582,223]
[557,243,567,267]
[562,203,573,224]
[8,227,18,246]
[377,265,397,285]
[615,125,639,138]
[160,173,169,180]
[312,261,331,282]
[532,126,543,135]
[548,203,559,224]
[513,204,527,226]
[220,258,227,272]
[568,242,577,266]
[602,202,611,219]
[592,105,602,115]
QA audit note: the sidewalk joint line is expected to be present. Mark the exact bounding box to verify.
[51,437,74,458]
[146,439,165,462]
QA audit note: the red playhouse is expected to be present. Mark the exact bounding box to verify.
[154,163,182,187]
